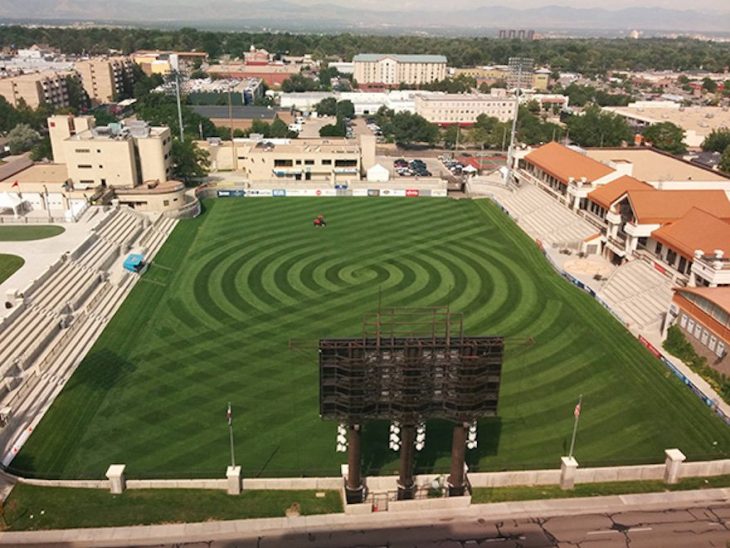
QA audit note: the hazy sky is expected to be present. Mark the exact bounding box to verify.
[287,0,729,10]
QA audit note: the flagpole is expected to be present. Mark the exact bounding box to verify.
[568,394,582,459]
[227,402,235,468]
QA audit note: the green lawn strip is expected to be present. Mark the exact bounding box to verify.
[471,474,730,504]
[0,225,64,241]
[13,198,730,480]
[0,254,24,284]
[2,484,342,531]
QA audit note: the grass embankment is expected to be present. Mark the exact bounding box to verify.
[471,474,730,504]
[14,198,730,480]
[0,254,24,284]
[0,225,64,241]
[2,485,342,531]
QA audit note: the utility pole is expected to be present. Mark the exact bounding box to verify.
[228,83,236,170]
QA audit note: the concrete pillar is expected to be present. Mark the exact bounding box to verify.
[560,456,578,490]
[664,449,686,484]
[397,424,416,500]
[106,464,126,494]
[345,423,364,504]
[226,465,242,495]
[447,422,467,497]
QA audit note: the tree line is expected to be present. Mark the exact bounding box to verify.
[2,26,730,73]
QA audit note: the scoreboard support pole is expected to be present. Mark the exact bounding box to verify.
[447,422,468,496]
[345,423,365,504]
[397,424,417,500]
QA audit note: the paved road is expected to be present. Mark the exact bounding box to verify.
[171,504,730,547]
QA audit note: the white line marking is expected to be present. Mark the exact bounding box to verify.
[587,530,619,535]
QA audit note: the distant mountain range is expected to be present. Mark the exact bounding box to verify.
[1,1,729,34]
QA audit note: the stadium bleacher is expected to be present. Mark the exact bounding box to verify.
[0,206,177,463]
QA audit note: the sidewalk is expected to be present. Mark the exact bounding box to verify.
[1,487,728,546]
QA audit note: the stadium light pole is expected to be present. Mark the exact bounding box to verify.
[173,70,185,142]
[504,57,533,186]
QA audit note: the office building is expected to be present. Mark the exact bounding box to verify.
[352,54,447,87]
[415,93,517,125]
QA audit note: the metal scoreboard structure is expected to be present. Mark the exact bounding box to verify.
[318,307,504,502]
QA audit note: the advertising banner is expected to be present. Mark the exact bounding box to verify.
[431,189,448,197]
[217,189,246,197]
[405,189,420,197]
[272,189,287,197]
[367,189,381,197]
[352,189,369,197]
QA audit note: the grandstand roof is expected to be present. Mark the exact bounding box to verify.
[675,286,730,316]
[587,175,652,209]
[652,207,730,259]
[524,142,614,185]
[626,189,730,225]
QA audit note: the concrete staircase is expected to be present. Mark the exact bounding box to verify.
[501,184,597,247]
[598,259,673,331]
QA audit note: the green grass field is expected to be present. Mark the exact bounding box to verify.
[0,254,24,284]
[12,198,730,480]
[3,485,341,531]
[0,225,64,241]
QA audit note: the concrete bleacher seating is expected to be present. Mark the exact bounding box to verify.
[598,259,673,331]
[500,184,596,247]
[0,206,178,461]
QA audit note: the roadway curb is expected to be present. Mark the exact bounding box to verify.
[1,486,728,546]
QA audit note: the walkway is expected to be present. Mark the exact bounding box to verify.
[0,487,727,546]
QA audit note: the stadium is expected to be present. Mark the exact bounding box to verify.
[4,194,729,482]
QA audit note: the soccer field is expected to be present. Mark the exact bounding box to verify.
[13,198,730,479]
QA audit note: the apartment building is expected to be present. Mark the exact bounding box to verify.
[74,57,135,104]
[131,50,208,76]
[0,70,73,108]
[453,66,549,90]
[49,115,172,190]
[352,54,447,87]
[415,92,516,125]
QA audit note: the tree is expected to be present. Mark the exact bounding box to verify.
[281,74,319,93]
[171,139,210,185]
[135,93,217,139]
[94,109,118,126]
[376,110,438,147]
[65,75,90,113]
[7,123,40,154]
[335,100,355,120]
[30,136,52,161]
[565,106,632,148]
[719,145,730,174]
[189,68,208,80]
[702,78,718,94]
[319,120,346,137]
[702,129,730,153]
[314,97,337,116]
[642,122,686,155]
[269,118,289,138]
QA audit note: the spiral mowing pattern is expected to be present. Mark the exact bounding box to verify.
[15,198,730,480]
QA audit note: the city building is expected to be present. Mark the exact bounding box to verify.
[207,62,300,88]
[329,62,354,75]
[603,103,730,148]
[131,50,208,76]
[49,115,172,189]
[0,70,73,108]
[498,29,536,40]
[453,65,549,90]
[415,92,517,125]
[668,287,729,370]
[201,134,376,183]
[514,141,730,287]
[74,57,135,104]
[277,89,439,116]
[352,54,447,87]
[189,105,288,131]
